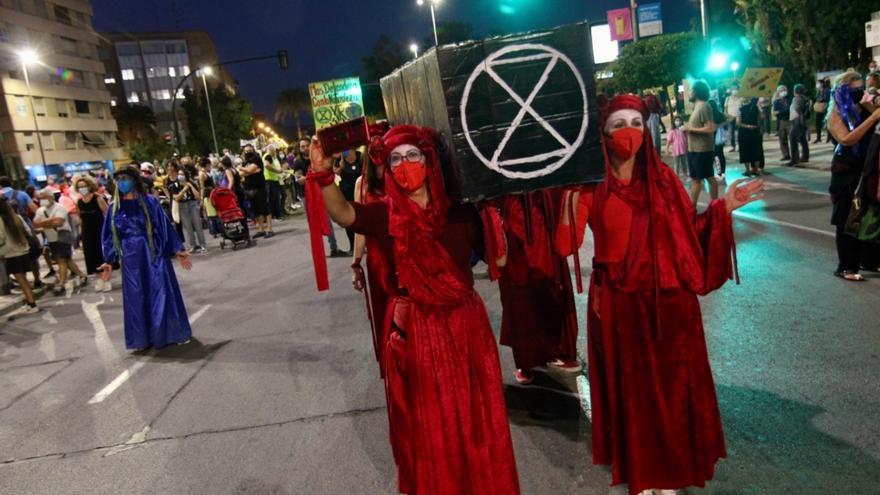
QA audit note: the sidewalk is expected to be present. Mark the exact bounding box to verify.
[0,250,86,318]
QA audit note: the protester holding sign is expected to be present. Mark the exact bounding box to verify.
[309,125,520,495]
[555,95,764,495]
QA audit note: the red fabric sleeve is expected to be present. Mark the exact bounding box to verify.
[350,201,389,237]
[479,205,505,281]
[694,198,738,293]
[554,185,594,257]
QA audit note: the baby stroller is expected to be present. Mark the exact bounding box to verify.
[210,187,253,250]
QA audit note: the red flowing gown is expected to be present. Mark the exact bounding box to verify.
[498,190,579,371]
[360,186,397,371]
[351,201,521,495]
[556,167,734,494]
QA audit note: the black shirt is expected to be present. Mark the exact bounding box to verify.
[243,153,265,190]
[292,156,310,176]
[338,154,363,201]
[168,180,198,202]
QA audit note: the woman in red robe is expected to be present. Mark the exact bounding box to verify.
[555,95,764,494]
[350,150,397,373]
[496,190,580,384]
[310,125,520,495]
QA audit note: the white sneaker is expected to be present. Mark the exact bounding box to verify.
[94,278,105,292]
[64,281,74,296]
[21,304,39,314]
[102,280,112,292]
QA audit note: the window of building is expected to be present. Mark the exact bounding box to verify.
[127,92,140,104]
[76,11,88,28]
[0,22,10,44]
[168,66,177,77]
[65,69,83,86]
[104,75,116,84]
[110,97,118,107]
[74,100,90,114]
[182,65,190,76]
[176,88,185,99]
[4,0,23,12]
[41,132,54,151]
[98,48,111,60]
[14,96,27,116]
[23,131,34,151]
[33,0,47,17]
[116,43,139,56]
[142,41,164,54]
[65,132,77,149]
[166,41,186,54]
[59,36,78,56]
[33,97,45,116]
[121,69,135,80]
[154,66,168,77]
[151,89,171,100]
[53,4,72,25]
[83,72,96,88]
[57,99,69,117]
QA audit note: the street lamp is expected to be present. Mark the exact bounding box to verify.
[16,49,48,174]
[199,66,220,156]
[410,43,419,59]
[416,0,441,46]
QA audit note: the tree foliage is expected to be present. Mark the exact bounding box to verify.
[733,0,879,85]
[275,88,311,139]
[608,32,707,92]
[113,104,173,163]
[181,86,253,155]
[424,21,475,47]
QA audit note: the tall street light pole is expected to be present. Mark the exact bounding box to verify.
[200,66,220,156]
[417,0,440,46]
[17,49,48,173]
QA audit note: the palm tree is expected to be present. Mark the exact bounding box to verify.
[275,88,311,139]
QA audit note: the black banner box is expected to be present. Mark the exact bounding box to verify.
[380,22,604,203]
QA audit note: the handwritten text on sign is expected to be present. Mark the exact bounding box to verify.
[308,77,364,130]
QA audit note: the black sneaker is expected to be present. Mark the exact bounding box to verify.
[265,231,275,239]
[253,232,266,239]
[52,286,64,296]
[328,249,347,258]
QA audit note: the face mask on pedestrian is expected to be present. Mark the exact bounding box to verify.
[39,199,50,207]
[389,147,427,193]
[77,187,90,196]
[604,109,645,161]
[177,175,186,183]
[849,84,865,103]
[780,91,788,98]
[117,178,134,194]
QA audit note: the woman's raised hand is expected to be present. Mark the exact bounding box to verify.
[724,178,765,213]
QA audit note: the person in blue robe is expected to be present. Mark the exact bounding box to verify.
[99,166,193,350]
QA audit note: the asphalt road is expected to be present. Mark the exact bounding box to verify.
[2,139,879,494]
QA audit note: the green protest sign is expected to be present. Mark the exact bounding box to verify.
[308,77,364,129]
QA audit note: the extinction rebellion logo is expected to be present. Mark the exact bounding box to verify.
[460,43,589,180]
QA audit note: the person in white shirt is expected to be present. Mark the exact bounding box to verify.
[724,84,742,152]
[33,188,86,296]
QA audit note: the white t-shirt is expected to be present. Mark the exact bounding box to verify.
[34,202,70,243]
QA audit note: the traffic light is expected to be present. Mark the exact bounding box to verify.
[277,50,289,70]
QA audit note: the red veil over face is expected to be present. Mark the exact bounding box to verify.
[595,94,736,297]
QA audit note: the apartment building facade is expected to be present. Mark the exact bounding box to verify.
[99,30,236,143]
[0,0,125,184]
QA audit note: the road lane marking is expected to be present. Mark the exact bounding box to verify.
[86,304,211,405]
[732,210,834,238]
[88,361,145,404]
[188,304,211,324]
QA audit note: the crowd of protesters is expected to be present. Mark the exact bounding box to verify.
[0,139,341,313]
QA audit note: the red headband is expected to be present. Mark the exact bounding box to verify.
[369,125,440,166]
[599,94,649,129]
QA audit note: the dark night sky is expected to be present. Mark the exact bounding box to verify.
[92,0,699,127]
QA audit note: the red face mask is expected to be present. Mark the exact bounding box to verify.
[606,127,644,160]
[391,160,427,192]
